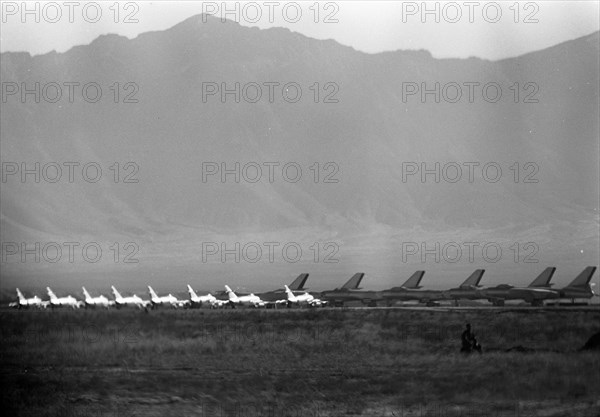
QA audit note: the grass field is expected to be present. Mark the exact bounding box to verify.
[1,307,599,416]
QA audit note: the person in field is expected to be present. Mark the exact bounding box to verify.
[461,323,482,354]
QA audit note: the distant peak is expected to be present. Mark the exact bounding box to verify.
[89,33,129,46]
[171,13,242,29]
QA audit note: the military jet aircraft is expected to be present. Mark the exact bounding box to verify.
[185,284,229,308]
[381,270,446,306]
[148,286,180,308]
[286,273,310,291]
[47,287,82,309]
[13,288,45,309]
[339,273,365,290]
[442,269,486,305]
[479,267,558,306]
[315,272,365,298]
[555,266,598,302]
[224,285,266,308]
[284,285,327,307]
[320,273,382,307]
[111,286,151,309]
[82,287,112,308]
[211,273,311,307]
[256,273,312,306]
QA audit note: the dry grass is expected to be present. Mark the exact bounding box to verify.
[1,307,599,416]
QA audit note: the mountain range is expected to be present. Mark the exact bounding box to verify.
[1,15,598,292]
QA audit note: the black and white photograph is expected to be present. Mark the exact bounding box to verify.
[1,1,599,415]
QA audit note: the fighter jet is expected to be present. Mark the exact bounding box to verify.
[111,286,151,309]
[13,288,44,309]
[442,269,486,305]
[316,272,365,296]
[212,273,311,307]
[148,286,180,308]
[185,285,228,308]
[340,273,365,290]
[224,285,266,308]
[479,267,558,306]
[555,266,598,302]
[320,273,382,307]
[381,271,445,306]
[284,285,327,307]
[256,273,311,306]
[82,287,112,308]
[47,287,82,309]
[286,273,310,291]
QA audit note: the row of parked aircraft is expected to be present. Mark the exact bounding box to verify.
[10,273,327,310]
[9,267,598,310]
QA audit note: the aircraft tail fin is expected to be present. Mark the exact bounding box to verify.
[289,273,309,290]
[528,267,556,287]
[342,273,365,289]
[187,284,198,299]
[16,288,25,301]
[460,269,485,288]
[148,286,158,299]
[402,271,425,289]
[111,286,122,300]
[224,285,237,301]
[82,287,92,300]
[46,287,57,300]
[566,267,597,288]
[284,285,296,301]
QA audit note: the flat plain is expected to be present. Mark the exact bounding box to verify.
[1,306,599,416]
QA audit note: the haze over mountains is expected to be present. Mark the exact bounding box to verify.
[1,15,598,293]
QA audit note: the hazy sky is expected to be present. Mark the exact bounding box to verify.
[1,1,598,60]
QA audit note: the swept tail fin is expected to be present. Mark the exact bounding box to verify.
[284,285,297,302]
[460,269,485,288]
[82,287,92,300]
[224,285,237,301]
[46,287,57,300]
[402,271,425,289]
[16,288,25,301]
[111,286,122,300]
[187,285,199,299]
[565,267,597,288]
[528,267,556,287]
[148,286,159,299]
[342,273,364,289]
[289,273,309,290]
